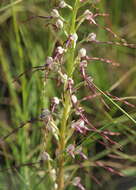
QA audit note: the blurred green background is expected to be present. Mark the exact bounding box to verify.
[0,0,136,190]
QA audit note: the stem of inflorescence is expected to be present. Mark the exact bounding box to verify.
[57,1,80,190]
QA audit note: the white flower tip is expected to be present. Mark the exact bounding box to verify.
[53,97,60,104]
[56,19,63,29]
[78,48,87,57]
[71,95,77,104]
[84,9,93,16]
[46,56,54,65]
[59,1,73,10]
[51,9,60,18]
[72,177,81,186]
[71,33,78,42]
[63,74,68,80]
[56,46,65,54]
[59,1,67,8]
[68,78,74,85]
[87,33,96,41]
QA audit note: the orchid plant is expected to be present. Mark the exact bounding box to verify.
[1,1,136,190]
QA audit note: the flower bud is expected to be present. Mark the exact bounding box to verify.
[52,97,60,105]
[56,19,63,29]
[51,9,60,18]
[59,1,67,8]
[41,152,52,161]
[70,33,78,48]
[68,78,74,85]
[84,10,93,17]
[72,177,86,190]
[66,144,75,158]
[75,107,84,115]
[72,177,81,186]
[71,95,77,104]
[87,32,96,41]
[71,119,90,134]
[78,48,86,58]
[59,1,73,10]
[56,46,65,54]
[46,56,54,65]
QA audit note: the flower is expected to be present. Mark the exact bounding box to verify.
[59,1,72,10]
[56,19,63,29]
[66,144,75,158]
[70,33,78,48]
[72,177,86,190]
[51,9,60,18]
[74,146,88,159]
[59,1,67,8]
[66,144,88,159]
[87,32,96,41]
[71,119,90,134]
[84,10,93,19]
[51,97,60,112]
[84,10,96,24]
[71,94,77,104]
[56,46,65,54]
[46,56,54,69]
[78,48,87,58]
[52,97,60,105]
[40,109,51,120]
[40,151,52,161]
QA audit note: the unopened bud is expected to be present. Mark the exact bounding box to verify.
[51,9,60,18]
[56,19,63,29]
[78,48,86,58]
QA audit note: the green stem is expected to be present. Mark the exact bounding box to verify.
[67,0,79,77]
[57,1,80,190]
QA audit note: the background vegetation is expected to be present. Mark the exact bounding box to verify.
[0,0,136,190]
